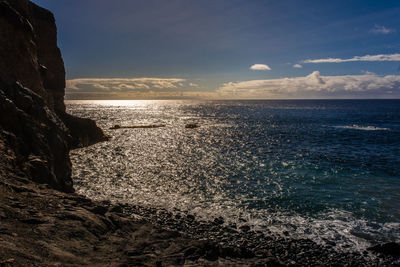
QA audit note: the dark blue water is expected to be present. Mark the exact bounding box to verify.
[193,100,400,220]
[67,99,400,251]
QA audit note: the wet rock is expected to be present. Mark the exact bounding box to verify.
[325,240,336,247]
[258,257,286,267]
[185,123,199,129]
[89,205,108,216]
[225,226,238,234]
[204,245,219,261]
[109,204,124,214]
[27,156,55,185]
[239,247,255,258]
[213,216,224,225]
[283,231,289,236]
[63,194,92,205]
[367,242,400,256]
[107,213,124,229]
[110,124,165,130]
[240,225,251,232]
[21,217,47,224]
[125,249,144,257]
[7,184,34,194]
[0,227,12,235]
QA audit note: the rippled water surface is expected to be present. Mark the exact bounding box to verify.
[67,99,400,252]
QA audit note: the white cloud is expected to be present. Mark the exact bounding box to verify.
[66,78,186,91]
[218,71,400,98]
[293,64,303,68]
[370,24,395,34]
[189,83,199,87]
[91,83,109,90]
[361,70,376,75]
[250,64,271,71]
[303,53,400,64]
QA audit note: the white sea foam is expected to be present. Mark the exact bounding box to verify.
[248,210,400,253]
[334,125,390,131]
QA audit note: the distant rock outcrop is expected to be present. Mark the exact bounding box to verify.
[0,0,107,192]
[109,124,166,130]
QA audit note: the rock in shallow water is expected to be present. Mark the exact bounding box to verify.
[185,123,199,129]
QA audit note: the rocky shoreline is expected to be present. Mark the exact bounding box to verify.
[99,203,400,266]
[0,173,284,266]
[1,174,399,266]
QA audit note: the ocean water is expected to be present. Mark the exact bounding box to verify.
[66,99,400,252]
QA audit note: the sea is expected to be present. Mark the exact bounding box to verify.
[66,99,400,253]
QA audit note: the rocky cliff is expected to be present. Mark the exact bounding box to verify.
[0,0,108,192]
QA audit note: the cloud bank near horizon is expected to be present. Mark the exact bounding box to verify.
[303,53,400,64]
[65,77,209,100]
[66,73,400,100]
[218,71,400,98]
[66,78,189,92]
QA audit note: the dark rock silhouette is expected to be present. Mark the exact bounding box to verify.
[0,81,73,192]
[110,124,166,129]
[60,112,109,147]
[185,123,199,129]
[0,0,107,191]
[0,0,64,111]
[368,242,400,256]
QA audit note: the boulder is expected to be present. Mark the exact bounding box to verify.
[185,123,199,129]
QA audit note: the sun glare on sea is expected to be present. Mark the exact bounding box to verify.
[65,99,183,107]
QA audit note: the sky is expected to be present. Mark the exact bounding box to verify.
[31,0,400,99]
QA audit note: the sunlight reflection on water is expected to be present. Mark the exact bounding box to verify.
[67,99,400,253]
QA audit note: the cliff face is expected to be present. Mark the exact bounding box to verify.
[0,0,108,192]
[0,0,64,111]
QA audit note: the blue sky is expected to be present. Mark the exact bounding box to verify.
[32,0,400,99]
